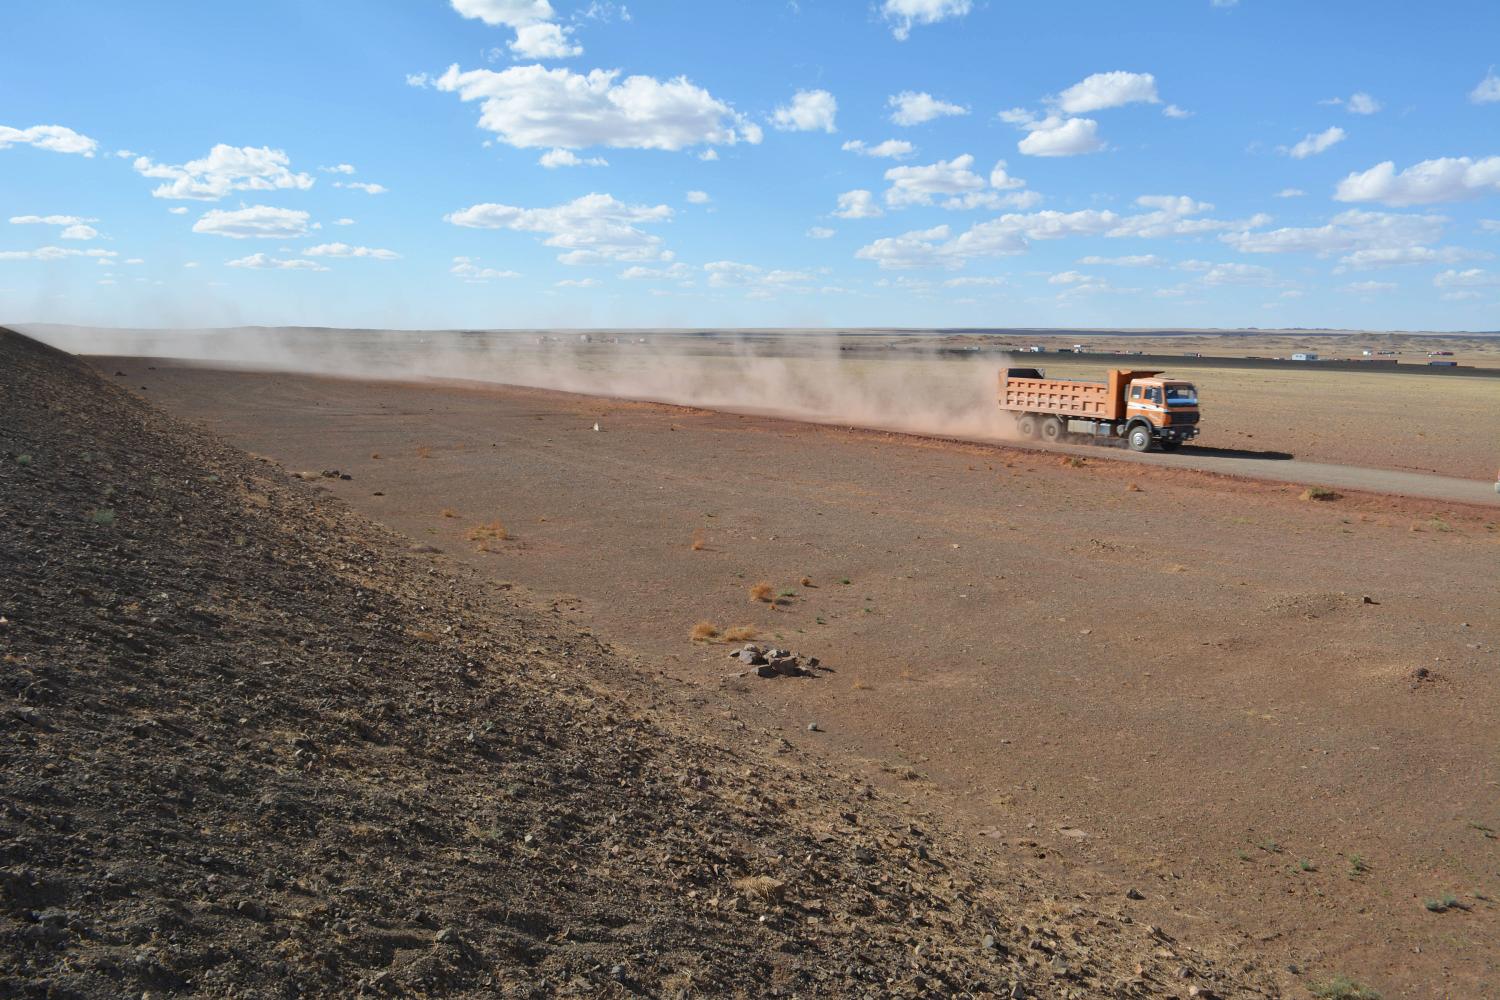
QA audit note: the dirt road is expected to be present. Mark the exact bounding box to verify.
[1019,437,1500,506]
[104,358,1500,999]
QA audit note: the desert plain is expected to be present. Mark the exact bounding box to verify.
[67,327,1500,998]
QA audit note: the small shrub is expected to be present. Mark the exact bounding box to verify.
[90,508,116,527]
[800,575,813,587]
[441,507,458,519]
[415,446,432,460]
[1301,486,1342,502]
[749,582,773,603]
[732,875,785,902]
[722,625,757,642]
[16,454,32,467]
[690,621,721,642]
[1424,893,1462,913]
[468,521,509,551]
[1061,456,1085,468]
[370,452,382,460]
[691,529,706,551]
[1296,859,1317,873]
[778,589,797,600]
[839,577,851,585]
[1348,854,1370,876]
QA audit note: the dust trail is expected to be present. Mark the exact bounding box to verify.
[16,325,1022,442]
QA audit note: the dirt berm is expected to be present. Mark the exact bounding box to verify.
[0,327,1281,998]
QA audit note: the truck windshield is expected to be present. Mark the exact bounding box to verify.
[1165,385,1197,405]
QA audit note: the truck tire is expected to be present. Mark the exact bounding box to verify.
[1017,414,1038,438]
[1040,416,1064,443]
[1127,425,1153,452]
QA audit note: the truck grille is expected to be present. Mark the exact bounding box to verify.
[1169,410,1200,426]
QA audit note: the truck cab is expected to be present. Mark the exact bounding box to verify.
[1124,377,1199,450]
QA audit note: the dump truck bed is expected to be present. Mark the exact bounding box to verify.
[999,369,1162,422]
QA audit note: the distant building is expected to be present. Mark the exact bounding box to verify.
[1291,352,1318,361]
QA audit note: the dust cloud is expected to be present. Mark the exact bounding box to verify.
[18,325,1022,442]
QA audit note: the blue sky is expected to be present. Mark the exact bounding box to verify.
[3,0,1499,331]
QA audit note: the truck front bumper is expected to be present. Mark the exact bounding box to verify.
[1159,425,1199,442]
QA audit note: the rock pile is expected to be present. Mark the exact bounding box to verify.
[730,644,821,678]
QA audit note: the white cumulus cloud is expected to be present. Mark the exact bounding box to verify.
[225,253,327,271]
[0,124,99,157]
[445,192,674,263]
[882,0,971,40]
[1284,126,1345,159]
[882,154,1039,210]
[539,148,608,167]
[1056,71,1160,113]
[432,64,761,152]
[1322,91,1381,114]
[0,246,116,261]
[685,190,711,204]
[834,189,883,219]
[1334,156,1500,206]
[1221,208,1446,255]
[451,255,520,281]
[320,163,357,174]
[1003,111,1105,157]
[304,242,400,260]
[134,145,315,200]
[806,226,836,239]
[842,138,915,159]
[511,22,581,59]
[192,205,311,239]
[888,91,968,126]
[772,89,837,133]
[335,181,387,194]
[1434,268,1499,287]
[1470,70,1500,104]
[59,224,99,240]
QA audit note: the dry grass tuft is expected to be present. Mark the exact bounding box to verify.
[749,582,774,603]
[1301,486,1342,502]
[370,452,382,460]
[732,875,785,902]
[799,575,814,588]
[691,529,707,551]
[851,680,872,691]
[690,621,721,642]
[415,446,432,460]
[467,520,509,547]
[722,625,757,642]
[441,507,459,519]
[1061,456,1086,468]
[1125,482,1142,492]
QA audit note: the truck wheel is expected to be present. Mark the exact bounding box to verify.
[1127,425,1153,452]
[1016,414,1038,438]
[1040,416,1064,443]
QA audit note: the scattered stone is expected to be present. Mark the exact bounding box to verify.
[1125,888,1144,900]
[236,899,268,920]
[410,544,442,553]
[807,722,820,732]
[435,927,460,945]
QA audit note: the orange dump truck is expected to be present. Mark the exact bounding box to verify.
[999,367,1201,452]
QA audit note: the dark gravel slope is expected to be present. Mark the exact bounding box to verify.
[0,328,1279,998]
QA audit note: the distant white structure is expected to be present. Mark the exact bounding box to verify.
[1291,352,1319,361]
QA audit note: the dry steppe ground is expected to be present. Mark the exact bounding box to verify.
[5,328,1295,998]
[113,354,1500,1000]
